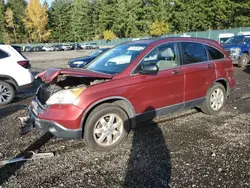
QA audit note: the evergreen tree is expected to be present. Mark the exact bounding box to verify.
[71,0,91,42]
[112,0,144,38]
[6,0,26,42]
[0,0,4,42]
[50,0,73,42]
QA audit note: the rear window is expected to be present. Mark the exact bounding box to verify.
[180,42,208,64]
[0,49,9,59]
[206,46,225,60]
[12,46,27,59]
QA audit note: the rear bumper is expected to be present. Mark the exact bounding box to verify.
[28,107,82,139]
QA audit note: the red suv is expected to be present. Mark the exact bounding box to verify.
[24,38,235,151]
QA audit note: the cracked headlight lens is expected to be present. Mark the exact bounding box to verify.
[46,87,85,105]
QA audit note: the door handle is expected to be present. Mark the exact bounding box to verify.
[172,70,181,75]
[207,64,213,68]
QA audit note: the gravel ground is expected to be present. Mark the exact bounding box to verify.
[0,52,249,188]
[23,50,93,70]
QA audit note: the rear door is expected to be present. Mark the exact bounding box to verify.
[180,42,216,105]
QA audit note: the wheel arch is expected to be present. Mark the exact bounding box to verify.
[80,97,136,130]
[242,51,249,55]
[0,75,18,91]
[214,78,229,97]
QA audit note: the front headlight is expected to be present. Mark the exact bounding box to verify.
[73,61,85,65]
[230,48,241,55]
[46,87,86,105]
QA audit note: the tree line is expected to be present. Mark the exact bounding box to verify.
[0,0,250,44]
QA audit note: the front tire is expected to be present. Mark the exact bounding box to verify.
[200,83,226,115]
[0,81,15,105]
[84,103,130,152]
[238,53,249,67]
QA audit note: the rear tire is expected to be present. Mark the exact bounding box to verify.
[0,81,15,105]
[84,103,130,152]
[238,53,249,67]
[200,83,226,115]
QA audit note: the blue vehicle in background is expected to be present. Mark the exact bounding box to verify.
[223,35,250,67]
[68,48,110,68]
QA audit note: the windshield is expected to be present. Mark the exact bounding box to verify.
[86,44,147,74]
[219,37,231,44]
[89,49,106,57]
[224,36,250,44]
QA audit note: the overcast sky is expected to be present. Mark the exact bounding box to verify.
[40,0,53,6]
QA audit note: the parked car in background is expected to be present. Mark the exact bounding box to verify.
[222,35,250,67]
[180,33,191,37]
[73,43,82,50]
[68,48,109,68]
[24,46,32,52]
[42,46,55,52]
[0,44,33,105]
[80,43,89,49]
[31,46,44,52]
[54,45,63,51]
[25,37,234,151]
[238,31,250,36]
[80,43,99,49]
[88,43,99,49]
[61,44,73,51]
[218,33,234,44]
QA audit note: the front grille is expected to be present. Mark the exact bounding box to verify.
[37,85,53,105]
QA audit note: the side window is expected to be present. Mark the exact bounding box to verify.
[140,43,180,71]
[180,42,208,65]
[206,45,225,60]
[0,50,9,59]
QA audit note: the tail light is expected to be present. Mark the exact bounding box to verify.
[17,60,31,69]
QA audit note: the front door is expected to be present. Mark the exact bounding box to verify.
[128,42,185,120]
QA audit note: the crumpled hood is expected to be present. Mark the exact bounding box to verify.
[37,68,113,83]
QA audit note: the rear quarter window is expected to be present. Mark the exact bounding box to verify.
[206,45,225,60]
[0,49,9,59]
[180,42,208,65]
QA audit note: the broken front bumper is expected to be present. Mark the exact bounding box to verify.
[20,99,82,139]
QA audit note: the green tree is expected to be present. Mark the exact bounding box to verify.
[0,0,4,42]
[103,30,117,41]
[112,0,146,38]
[150,20,169,36]
[231,0,250,27]
[5,8,17,42]
[6,0,26,42]
[91,0,116,39]
[22,0,51,42]
[71,0,91,42]
[50,0,73,42]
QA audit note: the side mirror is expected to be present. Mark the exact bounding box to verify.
[139,64,159,75]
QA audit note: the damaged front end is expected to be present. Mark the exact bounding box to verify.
[19,68,112,136]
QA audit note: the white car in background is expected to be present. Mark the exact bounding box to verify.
[42,46,55,51]
[61,44,73,51]
[0,45,34,105]
[218,33,234,44]
[180,33,191,37]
